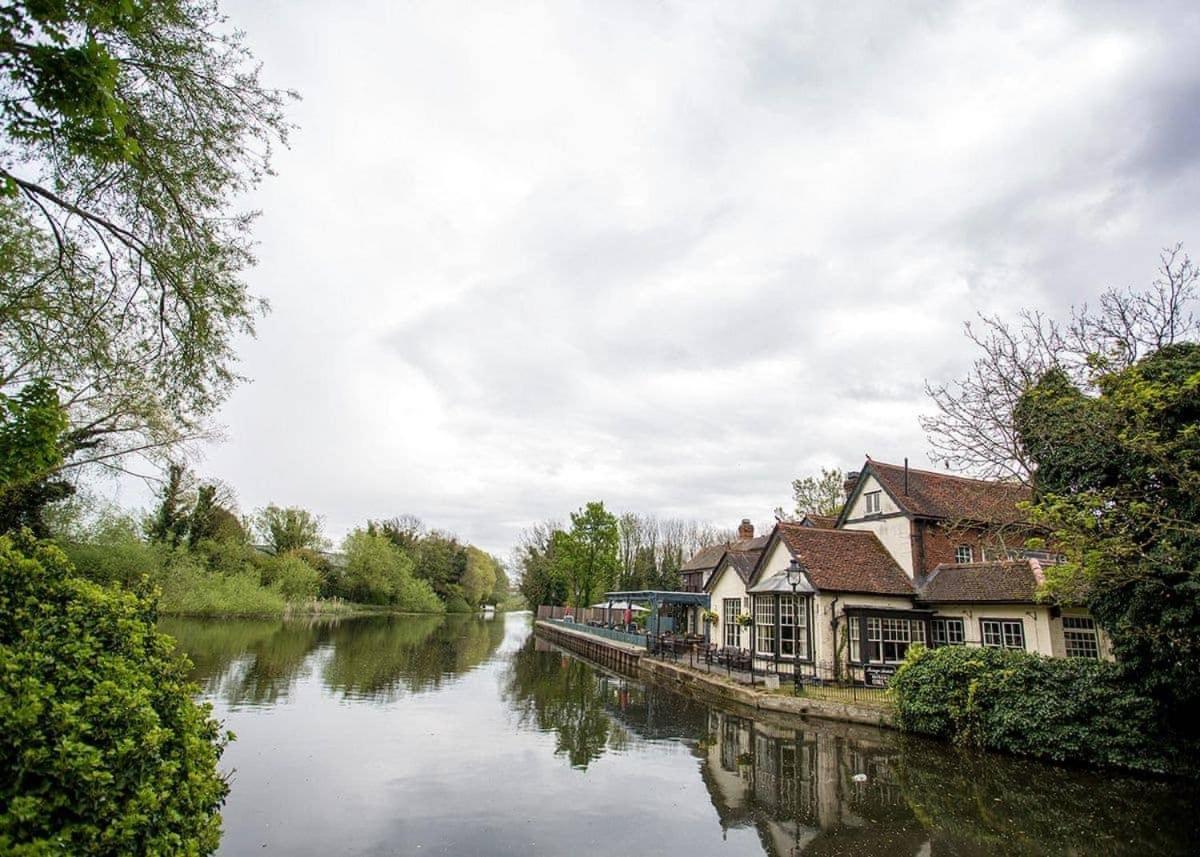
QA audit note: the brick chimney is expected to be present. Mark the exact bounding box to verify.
[844,470,860,498]
[738,518,754,540]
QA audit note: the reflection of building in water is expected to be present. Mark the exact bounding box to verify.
[701,711,929,856]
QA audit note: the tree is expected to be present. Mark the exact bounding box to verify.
[367,515,425,553]
[556,502,620,608]
[187,483,244,546]
[146,462,192,547]
[339,530,441,611]
[923,247,1199,480]
[1014,343,1200,753]
[791,467,845,517]
[462,546,498,607]
[0,380,71,534]
[411,531,468,600]
[0,533,228,853]
[515,521,566,608]
[0,1,293,481]
[253,505,327,554]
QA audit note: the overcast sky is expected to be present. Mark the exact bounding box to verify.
[120,1,1200,554]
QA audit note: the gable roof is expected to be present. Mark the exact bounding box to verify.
[752,522,914,596]
[841,460,1030,526]
[799,513,838,529]
[915,559,1045,603]
[702,538,769,590]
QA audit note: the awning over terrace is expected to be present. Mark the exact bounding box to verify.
[602,590,711,607]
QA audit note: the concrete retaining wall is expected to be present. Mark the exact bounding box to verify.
[534,620,895,730]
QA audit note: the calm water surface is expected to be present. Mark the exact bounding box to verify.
[162,612,1198,856]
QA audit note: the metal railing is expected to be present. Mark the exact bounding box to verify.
[543,618,650,648]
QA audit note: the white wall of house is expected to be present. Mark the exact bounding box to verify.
[815,594,916,669]
[839,474,915,576]
[924,603,1056,655]
[756,538,792,580]
[1049,608,1115,660]
[709,563,749,649]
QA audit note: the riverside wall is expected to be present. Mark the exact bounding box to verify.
[534,620,895,730]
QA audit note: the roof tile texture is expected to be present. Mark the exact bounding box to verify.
[775,523,914,595]
[916,559,1044,603]
[868,461,1030,525]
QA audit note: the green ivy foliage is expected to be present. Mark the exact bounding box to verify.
[892,645,1169,774]
[0,533,229,854]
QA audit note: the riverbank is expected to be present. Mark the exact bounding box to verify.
[161,601,527,620]
[534,619,895,729]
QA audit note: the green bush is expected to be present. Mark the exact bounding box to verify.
[60,514,162,588]
[443,592,472,613]
[339,531,444,612]
[262,553,322,600]
[0,533,228,854]
[892,645,1169,773]
[155,552,287,616]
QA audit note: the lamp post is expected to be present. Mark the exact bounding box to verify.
[786,558,807,680]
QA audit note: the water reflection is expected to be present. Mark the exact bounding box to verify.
[504,636,710,768]
[512,634,1199,856]
[162,614,1198,856]
[162,613,507,706]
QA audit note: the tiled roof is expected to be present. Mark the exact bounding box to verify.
[800,514,838,529]
[866,461,1030,524]
[723,551,762,584]
[773,522,914,595]
[680,544,726,573]
[915,559,1045,603]
[681,535,769,574]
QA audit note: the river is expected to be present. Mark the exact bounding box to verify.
[162,612,1198,856]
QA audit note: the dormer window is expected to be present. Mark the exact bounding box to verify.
[955,545,974,564]
[864,491,882,515]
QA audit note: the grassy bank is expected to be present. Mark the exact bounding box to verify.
[55,517,524,619]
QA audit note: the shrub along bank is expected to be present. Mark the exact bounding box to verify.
[892,645,1172,775]
[0,534,228,854]
[59,519,444,617]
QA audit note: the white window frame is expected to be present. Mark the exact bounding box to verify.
[931,617,965,647]
[860,616,925,664]
[754,598,775,656]
[981,618,1025,650]
[954,545,974,564]
[864,491,882,515]
[723,598,742,649]
[776,596,809,661]
[1063,616,1100,659]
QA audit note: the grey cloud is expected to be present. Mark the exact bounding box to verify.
[152,0,1200,556]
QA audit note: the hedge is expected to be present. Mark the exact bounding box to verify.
[892,644,1171,774]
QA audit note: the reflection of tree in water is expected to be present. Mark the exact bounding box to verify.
[163,614,508,707]
[322,614,507,702]
[700,710,1200,856]
[503,637,711,769]
[504,640,616,768]
[162,616,331,706]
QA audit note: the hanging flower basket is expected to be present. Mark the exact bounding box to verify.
[735,613,753,628]
[702,609,720,626]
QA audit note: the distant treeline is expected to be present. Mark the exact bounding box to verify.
[514,501,733,608]
[54,466,512,616]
